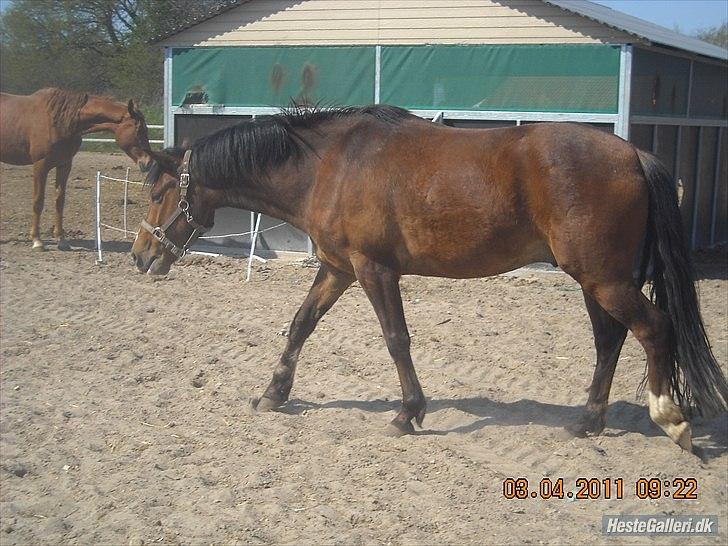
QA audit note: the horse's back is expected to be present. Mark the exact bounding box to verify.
[310,119,543,275]
[0,90,58,165]
[312,119,647,279]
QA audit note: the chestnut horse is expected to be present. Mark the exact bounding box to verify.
[0,88,153,250]
[131,106,727,451]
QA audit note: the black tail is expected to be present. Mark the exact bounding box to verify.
[637,149,728,417]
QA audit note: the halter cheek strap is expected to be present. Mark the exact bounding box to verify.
[141,149,212,258]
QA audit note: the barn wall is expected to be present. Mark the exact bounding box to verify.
[629,47,728,248]
[161,0,634,46]
[631,49,691,117]
[715,128,728,245]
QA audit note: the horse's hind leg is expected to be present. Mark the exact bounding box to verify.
[566,292,627,437]
[587,281,691,450]
[255,264,353,411]
[351,255,426,436]
[54,162,72,251]
[30,159,51,250]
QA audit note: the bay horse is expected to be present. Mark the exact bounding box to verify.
[0,88,153,250]
[131,106,727,451]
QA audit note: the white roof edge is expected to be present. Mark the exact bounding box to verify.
[544,0,728,61]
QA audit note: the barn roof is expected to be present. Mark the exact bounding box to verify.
[154,0,251,41]
[155,0,727,61]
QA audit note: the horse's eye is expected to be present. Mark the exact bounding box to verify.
[151,191,163,204]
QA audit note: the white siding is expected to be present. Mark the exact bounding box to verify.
[162,0,636,46]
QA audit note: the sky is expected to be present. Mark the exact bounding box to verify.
[591,0,728,35]
[0,0,726,37]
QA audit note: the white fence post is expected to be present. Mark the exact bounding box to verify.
[95,171,103,263]
[123,167,130,238]
[246,213,262,282]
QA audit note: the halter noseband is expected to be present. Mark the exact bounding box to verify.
[141,149,211,258]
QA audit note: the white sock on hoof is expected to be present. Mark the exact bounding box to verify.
[648,392,692,450]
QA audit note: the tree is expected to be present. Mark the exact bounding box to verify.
[695,22,728,50]
[0,0,107,94]
[0,0,226,107]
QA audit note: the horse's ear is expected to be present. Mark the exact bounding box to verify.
[151,149,183,175]
[128,99,137,116]
[144,161,162,187]
[144,149,183,186]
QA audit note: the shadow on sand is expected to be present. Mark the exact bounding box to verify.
[0,238,133,254]
[68,238,133,253]
[279,395,727,461]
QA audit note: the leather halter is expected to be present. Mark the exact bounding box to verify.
[140,149,211,258]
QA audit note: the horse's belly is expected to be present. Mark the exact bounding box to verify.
[0,109,32,164]
[0,133,32,165]
[400,225,553,278]
[0,149,31,165]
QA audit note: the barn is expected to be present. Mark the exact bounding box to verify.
[156,0,728,254]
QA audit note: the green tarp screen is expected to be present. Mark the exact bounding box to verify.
[172,44,620,113]
[172,46,375,107]
[380,44,620,113]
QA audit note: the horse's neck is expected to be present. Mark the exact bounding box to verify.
[222,127,336,230]
[223,162,314,230]
[78,97,126,135]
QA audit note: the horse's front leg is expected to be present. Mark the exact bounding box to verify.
[54,162,72,251]
[254,263,353,411]
[30,159,51,250]
[351,255,426,436]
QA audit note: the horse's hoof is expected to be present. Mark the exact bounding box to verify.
[32,241,46,251]
[674,422,693,452]
[563,422,588,439]
[255,396,283,412]
[385,420,416,437]
[244,397,260,415]
[565,413,604,438]
[57,240,71,251]
[415,406,427,428]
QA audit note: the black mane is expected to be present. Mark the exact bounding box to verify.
[188,105,411,189]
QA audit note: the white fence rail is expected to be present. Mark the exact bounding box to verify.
[84,124,164,144]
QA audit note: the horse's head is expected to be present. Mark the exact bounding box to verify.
[116,100,153,172]
[131,147,215,275]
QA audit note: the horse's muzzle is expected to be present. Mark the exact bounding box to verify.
[131,251,170,275]
[131,250,152,272]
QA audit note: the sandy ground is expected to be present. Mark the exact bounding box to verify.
[1,153,727,545]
